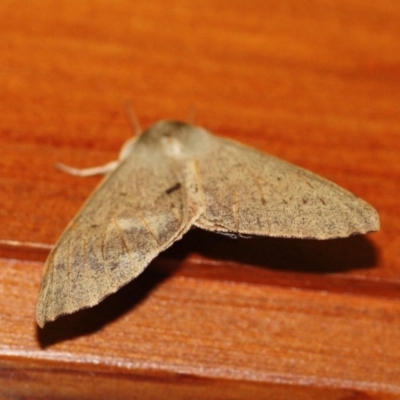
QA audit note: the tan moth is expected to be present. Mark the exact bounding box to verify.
[36,121,380,327]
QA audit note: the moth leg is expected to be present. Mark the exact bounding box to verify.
[56,104,142,177]
[56,160,119,177]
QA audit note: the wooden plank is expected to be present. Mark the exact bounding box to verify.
[1,258,400,398]
[0,0,400,397]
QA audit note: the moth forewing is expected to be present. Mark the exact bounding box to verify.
[36,129,205,327]
[193,136,379,239]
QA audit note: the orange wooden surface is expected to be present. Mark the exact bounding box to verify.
[1,0,400,398]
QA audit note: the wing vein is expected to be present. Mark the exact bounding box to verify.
[192,159,206,213]
[112,218,135,259]
[48,253,56,322]
[83,238,91,303]
[67,239,72,312]
[232,189,239,232]
[137,214,161,245]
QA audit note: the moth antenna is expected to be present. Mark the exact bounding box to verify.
[187,105,197,125]
[124,101,142,137]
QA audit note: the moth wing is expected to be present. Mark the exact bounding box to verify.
[36,154,202,327]
[194,137,379,239]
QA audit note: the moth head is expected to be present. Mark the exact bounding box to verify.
[137,120,211,158]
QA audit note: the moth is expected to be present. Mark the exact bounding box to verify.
[36,120,380,327]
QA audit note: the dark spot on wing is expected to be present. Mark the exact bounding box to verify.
[166,182,182,195]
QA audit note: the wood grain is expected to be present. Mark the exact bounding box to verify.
[1,0,400,398]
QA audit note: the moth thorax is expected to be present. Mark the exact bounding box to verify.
[161,135,184,157]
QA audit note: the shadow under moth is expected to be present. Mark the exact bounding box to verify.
[36,120,380,327]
